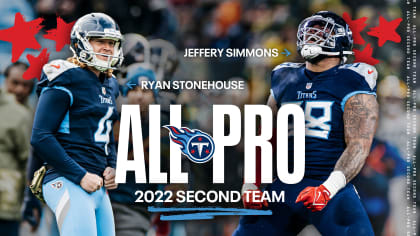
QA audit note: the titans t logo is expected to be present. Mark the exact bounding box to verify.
[164,125,215,163]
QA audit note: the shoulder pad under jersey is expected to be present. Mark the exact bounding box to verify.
[272,62,305,71]
[339,63,377,90]
[42,59,78,81]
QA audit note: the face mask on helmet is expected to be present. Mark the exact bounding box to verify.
[81,37,123,72]
[70,13,125,72]
[297,12,354,62]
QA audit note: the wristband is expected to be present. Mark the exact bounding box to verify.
[322,171,346,198]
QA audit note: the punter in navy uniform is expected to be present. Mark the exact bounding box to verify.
[29,13,124,236]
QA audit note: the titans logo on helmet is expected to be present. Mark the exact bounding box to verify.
[164,125,215,163]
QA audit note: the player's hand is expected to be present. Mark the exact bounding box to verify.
[80,172,103,193]
[241,183,268,209]
[295,185,331,212]
[103,167,118,190]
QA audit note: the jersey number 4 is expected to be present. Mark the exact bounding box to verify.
[94,107,113,155]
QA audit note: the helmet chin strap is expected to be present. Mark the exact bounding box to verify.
[300,45,353,60]
[91,54,112,72]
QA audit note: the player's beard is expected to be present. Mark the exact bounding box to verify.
[306,54,327,64]
[306,54,341,65]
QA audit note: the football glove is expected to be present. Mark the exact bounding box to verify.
[295,185,331,212]
[241,183,268,209]
[296,171,346,212]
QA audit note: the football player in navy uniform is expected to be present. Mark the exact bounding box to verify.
[234,11,378,235]
[30,13,123,236]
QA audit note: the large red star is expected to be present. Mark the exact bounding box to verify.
[23,48,50,80]
[43,16,75,51]
[367,16,402,47]
[353,43,380,65]
[342,12,368,45]
[0,12,44,62]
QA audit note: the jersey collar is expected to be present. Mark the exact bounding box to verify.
[303,64,340,80]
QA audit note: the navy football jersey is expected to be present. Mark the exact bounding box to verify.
[271,62,377,180]
[37,59,119,183]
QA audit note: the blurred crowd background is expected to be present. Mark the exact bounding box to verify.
[0,0,417,236]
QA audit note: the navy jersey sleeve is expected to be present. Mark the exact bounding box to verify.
[270,63,303,105]
[31,88,87,184]
[270,68,284,104]
[37,59,77,96]
[338,63,377,111]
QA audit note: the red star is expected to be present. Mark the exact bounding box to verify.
[198,137,202,141]
[353,44,380,65]
[0,12,44,62]
[43,16,76,51]
[191,150,195,154]
[342,12,368,45]
[23,48,50,80]
[367,16,402,47]
[205,150,210,154]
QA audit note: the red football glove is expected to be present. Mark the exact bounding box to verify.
[295,185,331,212]
[241,183,268,209]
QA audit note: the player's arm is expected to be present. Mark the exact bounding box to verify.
[267,94,279,114]
[31,89,103,192]
[296,94,378,211]
[335,93,378,180]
